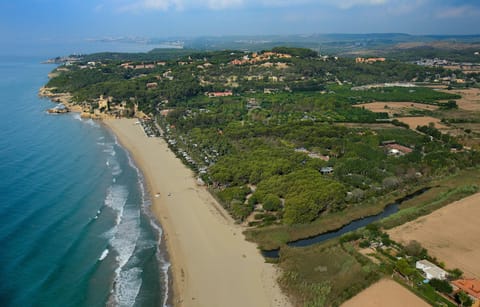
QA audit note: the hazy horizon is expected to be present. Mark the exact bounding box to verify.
[2,0,480,45]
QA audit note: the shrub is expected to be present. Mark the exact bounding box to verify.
[339,232,362,243]
[263,194,282,211]
[231,200,253,221]
[359,240,370,248]
[449,268,463,279]
[404,240,426,257]
[429,278,453,294]
[455,291,473,307]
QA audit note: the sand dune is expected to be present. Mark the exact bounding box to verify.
[104,118,291,307]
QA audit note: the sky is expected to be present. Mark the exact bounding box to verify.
[1,0,480,43]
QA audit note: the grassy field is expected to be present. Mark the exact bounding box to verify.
[278,240,381,306]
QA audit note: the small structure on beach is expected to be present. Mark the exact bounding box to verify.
[415,260,448,280]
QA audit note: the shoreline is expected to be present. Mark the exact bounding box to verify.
[104,118,291,307]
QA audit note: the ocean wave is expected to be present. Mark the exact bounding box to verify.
[109,206,142,307]
[84,118,100,128]
[104,185,128,225]
[110,207,140,269]
[70,113,99,127]
[100,142,122,176]
[72,113,82,121]
[114,133,171,307]
[102,146,116,157]
[114,267,143,307]
[99,249,109,261]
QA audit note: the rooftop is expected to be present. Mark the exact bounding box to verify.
[452,279,480,299]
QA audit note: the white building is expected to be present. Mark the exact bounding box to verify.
[416,260,448,280]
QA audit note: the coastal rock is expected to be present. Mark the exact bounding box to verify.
[39,86,83,113]
[47,104,70,114]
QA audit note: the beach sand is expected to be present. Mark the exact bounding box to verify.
[104,118,291,307]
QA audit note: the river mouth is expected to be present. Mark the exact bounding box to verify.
[261,187,431,259]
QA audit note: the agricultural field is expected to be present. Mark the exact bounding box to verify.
[389,192,480,279]
[341,279,430,307]
[354,101,438,117]
[438,87,480,111]
[279,242,381,306]
[395,116,447,129]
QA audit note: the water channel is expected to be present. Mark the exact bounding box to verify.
[262,187,431,258]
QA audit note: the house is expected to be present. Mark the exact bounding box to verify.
[415,260,448,280]
[135,63,155,69]
[230,59,246,65]
[146,82,158,89]
[356,57,386,64]
[207,91,233,98]
[452,279,480,307]
[385,143,413,157]
[120,62,134,69]
[320,167,334,175]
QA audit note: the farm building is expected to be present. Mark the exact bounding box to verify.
[415,260,448,280]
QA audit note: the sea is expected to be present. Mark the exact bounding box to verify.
[0,42,170,307]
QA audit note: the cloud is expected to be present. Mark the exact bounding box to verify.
[111,0,244,12]
[115,0,182,12]
[333,0,387,10]
[109,0,392,12]
[206,0,243,10]
[436,5,480,18]
[385,0,427,15]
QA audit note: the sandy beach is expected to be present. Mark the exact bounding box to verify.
[104,118,291,307]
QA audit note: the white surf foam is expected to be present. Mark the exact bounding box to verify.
[109,207,142,307]
[113,133,171,307]
[102,143,122,176]
[104,185,128,225]
[71,113,99,127]
[114,267,143,307]
[99,249,109,261]
[102,143,116,157]
[110,207,140,269]
[72,113,82,121]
